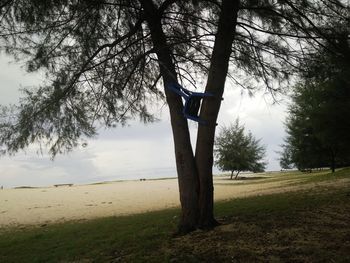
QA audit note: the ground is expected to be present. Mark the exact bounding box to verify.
[0,169,339,226]
[167,185,350,263]
[0,169,349,262]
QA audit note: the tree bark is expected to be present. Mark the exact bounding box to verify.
[195,0,240,229]
[140,0,199,233]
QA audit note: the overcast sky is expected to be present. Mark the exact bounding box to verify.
[0,54,288,188]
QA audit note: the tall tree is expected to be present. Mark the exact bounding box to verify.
[280,31,350,172]
[215,119,267,179]
[0,0,348,232]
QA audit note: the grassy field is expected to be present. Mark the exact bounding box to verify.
[1,169,350,262]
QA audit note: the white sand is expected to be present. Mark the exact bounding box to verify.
[1,176,348,227]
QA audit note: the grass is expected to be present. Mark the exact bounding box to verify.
[0,209,179,262]
[1,169,350,262]
[218,167,348,187]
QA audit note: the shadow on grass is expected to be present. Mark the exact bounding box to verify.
[1,168,349,263]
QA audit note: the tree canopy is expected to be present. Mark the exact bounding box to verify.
[280,32,350,172]
[0,0,348,155]
[215,119,266,179]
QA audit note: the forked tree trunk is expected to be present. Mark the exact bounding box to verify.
[140,0,199,233]
[195,0,240,229]
[230,171,240,180]
[141,0,240,232]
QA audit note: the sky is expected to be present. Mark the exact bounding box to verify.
[0,54,289,188]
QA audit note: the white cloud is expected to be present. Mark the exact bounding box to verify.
[0,55,44,105]
[0,53,289,188]
[219,86,288,171]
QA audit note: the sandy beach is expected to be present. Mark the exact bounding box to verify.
[1,174,346,227]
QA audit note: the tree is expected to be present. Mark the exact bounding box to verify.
[215,119,266,179]
[0,0,348,233]
[278,144,293,170]
[280,31,350,172]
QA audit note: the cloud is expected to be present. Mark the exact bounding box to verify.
[0,148,100,188]
[0,55,44,105]
[219,86,288,170]
[0,53,289,187]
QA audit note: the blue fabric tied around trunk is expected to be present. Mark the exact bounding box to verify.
[167,82,214,124]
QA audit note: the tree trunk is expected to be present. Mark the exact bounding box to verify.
[141,0,241,232]
[330,150,336,173]
[140,0,199,233]
[230,171,234,180]
[235,171,240,180]
[195,0,240,229]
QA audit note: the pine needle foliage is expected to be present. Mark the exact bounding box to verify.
[0,0,348,156]
[215,119,267,179]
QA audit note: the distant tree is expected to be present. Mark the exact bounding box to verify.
[215,119,267,179]
[280,32,350,172]
[281,111,329,171]
[278,144,293,170]
[0,0,348,233]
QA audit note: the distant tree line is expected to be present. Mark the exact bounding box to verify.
[280,30,350,172]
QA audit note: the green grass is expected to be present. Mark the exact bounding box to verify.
[1,169,350,262]
[0,208,180,262]
[218,167,350,187]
